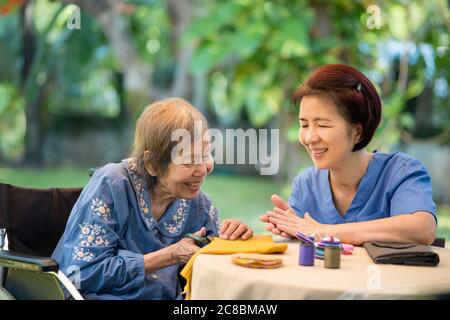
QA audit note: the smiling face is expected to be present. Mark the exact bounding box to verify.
[298,95,362,170]
[153,136,214,200]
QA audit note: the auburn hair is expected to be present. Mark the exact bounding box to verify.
[292,64,382,151]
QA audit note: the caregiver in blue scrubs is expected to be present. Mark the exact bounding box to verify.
[260,64,437,245]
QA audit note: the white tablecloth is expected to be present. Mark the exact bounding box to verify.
[191,240,450,299]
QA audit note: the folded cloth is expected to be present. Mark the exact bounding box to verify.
[180,235,288,299]
[231,253,283,269]
[363,241,440,267]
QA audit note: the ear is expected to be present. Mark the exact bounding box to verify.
[353,123,363,144]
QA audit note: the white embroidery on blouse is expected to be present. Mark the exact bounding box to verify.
[209,205,220,232]
[72,223,110,262]
[126,158,155,229]
[163,199,188,234]
[90,198,111,220]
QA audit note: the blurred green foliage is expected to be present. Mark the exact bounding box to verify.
[0,0,448,164]
[186,0,449,149]
[0,84,25,159]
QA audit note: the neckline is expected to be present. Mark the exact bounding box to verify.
[324,151,381,220]
[124,158,190,236]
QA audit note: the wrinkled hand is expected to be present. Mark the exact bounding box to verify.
[219,219,253,240]
[259,194,322,238]
[170,227,205,264]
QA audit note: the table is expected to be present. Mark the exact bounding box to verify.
[190,239,450,299]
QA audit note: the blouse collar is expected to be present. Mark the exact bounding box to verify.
[123,158,189,236]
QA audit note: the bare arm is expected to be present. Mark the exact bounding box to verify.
[264,201,437,246]
[143,227,206,274]
[143,245,178,274]
[323,211,437,246]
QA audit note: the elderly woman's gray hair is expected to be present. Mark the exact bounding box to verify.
[130,98,209,183]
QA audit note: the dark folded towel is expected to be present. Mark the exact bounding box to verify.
[363,241,440,267]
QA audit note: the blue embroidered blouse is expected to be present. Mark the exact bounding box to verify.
[52,158,220,300]
[288,151,437,224]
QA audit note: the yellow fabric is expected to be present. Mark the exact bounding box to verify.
[180,235,288,299]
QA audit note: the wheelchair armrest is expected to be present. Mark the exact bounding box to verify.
[0,250,58,272]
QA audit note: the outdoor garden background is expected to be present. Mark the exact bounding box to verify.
[0,0,449,243]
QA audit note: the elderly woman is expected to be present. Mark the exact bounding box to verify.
[260,64,437,245]
[52,98,252,300]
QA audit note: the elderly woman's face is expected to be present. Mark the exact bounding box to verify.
[298,95,361,170]
[157,137,213,199]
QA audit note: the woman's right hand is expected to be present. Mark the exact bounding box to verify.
[259,194,297,238]
[169,227,206,264]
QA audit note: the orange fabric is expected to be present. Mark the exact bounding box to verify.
[180,235,287,299]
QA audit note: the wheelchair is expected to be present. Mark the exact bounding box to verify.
[0,182,84,300]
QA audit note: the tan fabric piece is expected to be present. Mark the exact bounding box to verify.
[232,253,283,269]
[191,238,450,300]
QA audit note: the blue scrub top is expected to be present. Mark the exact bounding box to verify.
[288,152,437,224]
[52,158,220,300]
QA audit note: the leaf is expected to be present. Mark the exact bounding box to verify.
[210,71,233,119]
[268,17,311,58]
[184,2,242,41]
[388,4,408,41]
[189,40,232,74]
[405,76,425,100]
[400,113,415,130]
[261,87,283,114]
[244,85,282,127]
[226,22,267,59]
[383,93,405,118]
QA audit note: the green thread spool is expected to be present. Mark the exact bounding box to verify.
[324,245,341,269]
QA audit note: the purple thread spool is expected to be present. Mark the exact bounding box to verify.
[299,242,315,266]
[297,234,315,266]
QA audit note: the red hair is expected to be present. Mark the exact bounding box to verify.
[293,64,382,151]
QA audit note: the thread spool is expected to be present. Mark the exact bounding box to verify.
[299,242,315,266]
[324,245,341,269]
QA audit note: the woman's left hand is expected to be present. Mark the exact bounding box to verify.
[261,194,325,239]
[219,219,253,240]
[267,208,323,239]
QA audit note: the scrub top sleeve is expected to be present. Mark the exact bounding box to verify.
[389,158,437,221]
[56,174,145,294]
[288,176,306,218]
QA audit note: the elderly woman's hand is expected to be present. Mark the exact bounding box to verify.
[169,227,206,264]
[219,219,253,240]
